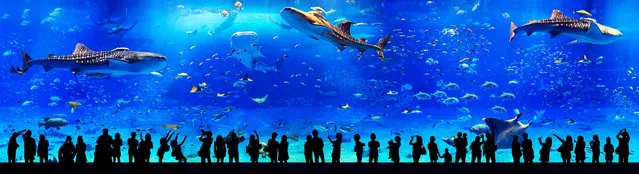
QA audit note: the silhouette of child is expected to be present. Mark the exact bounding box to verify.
[329,133,343,165]
[368,133,380,165]
[157,130,175,163]
[604,137,614,163]
[37,134,49,163]
[112,133,123,163]
[440,148,452,163]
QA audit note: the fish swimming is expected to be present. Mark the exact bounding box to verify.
[10,43,167,78]
[39,117,69,130]
[279,7,391,60]
[250,95,268,104]
[212,10,238,34]
[228,31,284,73]
[509,9,622,45]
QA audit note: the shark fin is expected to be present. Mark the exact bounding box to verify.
[509,22,517,43]
[308,35,320,40]
[549,30,561,38]
[588,22,603,34]
[73,43,94,55]
[375,34,391,60]
[337,46,347,52]
[550,9,570,20]
[48,54,55,57]
[565,39,582,46]
[526,30,534,36]
[336,20,354,36]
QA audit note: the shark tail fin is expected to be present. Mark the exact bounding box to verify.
[376,34,391,60]
[12,50,33,75]
[509,22,517,43]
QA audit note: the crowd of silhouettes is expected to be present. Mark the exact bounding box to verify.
[3,126,637,167]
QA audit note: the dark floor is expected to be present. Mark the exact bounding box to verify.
[0,163,638,174]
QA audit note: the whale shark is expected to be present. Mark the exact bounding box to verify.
[509,9,622,45]
[482,113,532,149]
[228,31,284,73]
[279,7,391,60]
[10,43,167,78]
[212,10,238,34]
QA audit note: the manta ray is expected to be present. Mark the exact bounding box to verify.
[228,31,284,73]
[482,113,532,149]
[509,9,622,45]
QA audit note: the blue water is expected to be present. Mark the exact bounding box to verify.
[0,0,638,163]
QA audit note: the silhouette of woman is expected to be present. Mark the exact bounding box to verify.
[409,135,424,164]
[198,130,213,164]
[304,135,313,165]
[214,135,227,163]
[170,133,188,163]
[590,134,600,163]
[521,133,534,163]
[512,135,521,164]
[112,133,123,163]
[469,135,483,163]
[427,136,440,163]
[157,130,175,163]
[75,136,87,164]
[353,134,365,165]
[554,134,573,163]
[538,137,552,163]
[604,137,614,163]
[247,131,261,164]
[616,129,630,163]
[389,136,401,168]
[37,134,49,163]
[279,135,289,166]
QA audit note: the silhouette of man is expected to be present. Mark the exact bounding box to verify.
[198,130,213,164]
[483,129,497,163]
[96,128,113,166]
[127,132,138,164]
[616,129,630,163]
[440,148,452,163]
[226,131,240,163]
[8,129,26,163]
[521,133,534,163]
[368,133,380,167]
[311,130,325,163]
[453,132,466,163]
[22,130,36,164]
[590,135,600,163]
[469,135,483,163]
[267,132,279,164]
[59,136,76,168]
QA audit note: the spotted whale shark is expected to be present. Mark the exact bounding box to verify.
[509,9,622,45]
[279,7,391,60]
[482,113,532,149]
[228,31,284,73]
[11,43,167,78]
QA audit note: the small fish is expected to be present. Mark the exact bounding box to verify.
[555,58,567,65]
[339,104,350,109]
[190,85,203,93]
[573,10,592,17]
[578,55,591,64]
[66,101,81,113]
[250,95,268,104]
[162,124,181,130]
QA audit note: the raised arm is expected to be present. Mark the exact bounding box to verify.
[538,138,543,145]
[179,136,188,146]
[175,133,180,141]
[617,130,623,139]
[409,136,415,145]
[254,130,259,141]
[164,130,173,140]
[328,136,334,143]
[553,134,565,143]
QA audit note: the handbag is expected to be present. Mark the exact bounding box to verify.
[420,146,427,155]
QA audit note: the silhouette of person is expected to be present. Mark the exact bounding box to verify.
[604,137,614,163]
[538,137,552,163]
[590,134,600,163]
[574,135,586,163]
[329,133,343,165]
[483,129,496,163]
[214,135,226,163]
[95,128,113,166]
[311,130,325,164]
[127,132,138,164]
[521,133,534,163]
[440,148,452,164]
[247,131,260,164]
[279,135,289,166]
[368,133,380,166]
[427,136,439,163]
[453,132,466,163]
[112,133,123,163]
[8,129,26,163]
[138,133,153,163]
[226,131,240,163]
[59,136,76,167]
[171,133,188,163]
[304,135,313,165]
[469,135,483,163]
[198,130,213,164]
[157,130,175,163]
[37,134,49,163]
[267,132,280,164]
[512,135,521,164]
[353,134,365,165]
[616,128,630,163]
[22,130,36,164]
[409,135,424,164]
[388,136,401,168]
[553,134,573,163]
[75,136,87,164]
